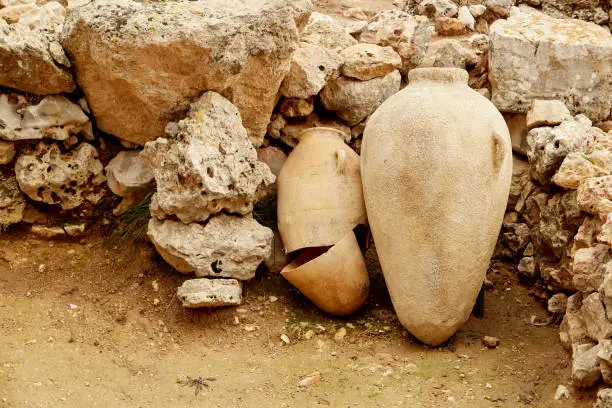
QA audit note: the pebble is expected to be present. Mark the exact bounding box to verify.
[152,280,159,292]
[483,336,500,348]
[244,324,258,332]
[153,298,160,306]
[486,383,493,389]
[334,327,347,341]
[280,334,290,344]
[269,296,278,303]
[304,330,314,340]
[555,384,570,400]
[38,264,46,273]
[298,371,321,387]
[236,308,248,314]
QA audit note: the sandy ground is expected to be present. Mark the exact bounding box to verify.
[0,229,596,408]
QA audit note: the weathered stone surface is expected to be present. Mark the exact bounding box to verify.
[581,292,612,342]
[526,119,594,186]
[15,142,105,210]
[526,100,572,130]
[416,0,457,19]
[553,151,612,189]
[0,3,39,24]
[256,146,286,181]
[300,12,357,52]
[264,230,287,273]
[572,343,602,388]
[105,150,154,197]
[340,43,401,81]
[280,42,342,99]
[539,190,584,259]
[147,215,273,281]
[0,171,25,227]
[176,278,242,308]
[578,176,612,216]
[457,6,475,31]
[358,10,431,75]
[278,98,314,118]
[573,245,611,292]
[573,216,604,253]
[61,0,311,146]
[435,17,469,36]
[320,70,401,126]
[7,1,66,31]
[548,293,568,314]
[0,141,16,164]
[595,388,612,408]
[541,0,601,21]
[469,4,487,18]
[267,112,350,148]
[30,225,66,239]
[0,19,74,95]
[0,94,92,141]
[560,293,592,350]
[489,9,612,121]
[518,256,536,277]
[484,0,513,17]
[508,155,530,210]
[600,214,612,245]
[503,222,530,254]
[601,268,612,321]
[141,92,275,224]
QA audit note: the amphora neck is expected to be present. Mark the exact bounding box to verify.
[408,68,469,86]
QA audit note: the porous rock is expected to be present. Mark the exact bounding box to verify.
[358,10,431,75]
[340,43,402,81]
[484,0,513,17]
[580,292,612,341]
[300,12,358,52]
[416,0,458,19]
[0,94,92,141]
[489,9,612,121]
[320,70,401,126]
[595,388,612,408]
[147,215,273,281]
[280,42,342,99]
[435,17,469,36]
[15,142,105,210]
[7,1,66,31]
[526,119,595,186]
[518,256,536,277]
[548,293,568,314]
[577,176,612,216]
[0,141,16,164]
[0,19,75,94]
[573,245,611,292]
[553,151,612,190]
[0,170,26,227]
[176,278,242,308]
[538,190,584,259]
[526,100,572,130]
[572,343,602,388]
[60,0,311,146]
[105,150,153,197]
[140,92,275,224]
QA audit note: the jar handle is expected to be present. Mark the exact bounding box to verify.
[492,131,507,173]
[335,149,347,175]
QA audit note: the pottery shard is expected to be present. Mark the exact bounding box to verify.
[300,12,358,52]
[60,0,311,146]
[176,278,242,308]
[320,70,401,126]
[0,19,74,95]
[572,343,602,388]
[358,10,431,75]
[140,92,275,224]
[526,119,595,186]
[280,42,342,99]
[147,215,273,281]
[0,171,26,227]
[577,176,612,216]
[581,292,612,342]
[105,151,154,197]
[15,142,105,210]
[0,94,92,142]
[340,43,402,81]
[489,9,612,121]
[526,100,573,130]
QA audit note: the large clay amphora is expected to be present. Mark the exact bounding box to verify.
[361,68,512,346]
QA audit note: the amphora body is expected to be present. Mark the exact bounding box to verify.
[361,68,512,345]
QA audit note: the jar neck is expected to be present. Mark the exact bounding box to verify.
[408,68,469,86]
[297,127,347,142]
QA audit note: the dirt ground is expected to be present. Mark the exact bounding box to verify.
[0,228,597,408]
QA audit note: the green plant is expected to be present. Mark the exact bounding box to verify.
[112,193,153,242]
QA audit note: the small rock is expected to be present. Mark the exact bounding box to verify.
[334,327,347,341]
[595,388,612,408]
[457,6,475,31]
[244,324,258,332]
[0,170,26,227]
[577,176,612,216]
[554,384,570,400]
[300,12,357,52]
[297,371,320,387]
[548,293,568,314]
[304,330,314,340]
[526,100,572,130]
[572,245,610,292]
[340,43,402,81]
[468,4,486,18]
[280,334,290,344]
[105,150,154,197]
[176,278,242,308]
[30,225,66,239]
[435,17,468,36]
[279,97,315,118]
[484,0,512,17]
[0,141,16,164]
[63,223,85,237]
[580,292,612,341]
[572,343,602,388]
[416,0,458,19]
[553,150,612,190]
[483,336,500,348]
[517,256,536,277]
[269,296,278,303]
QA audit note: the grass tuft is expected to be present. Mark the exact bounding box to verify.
[112,193,153,242]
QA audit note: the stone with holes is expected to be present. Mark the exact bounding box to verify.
[176,278,242,308]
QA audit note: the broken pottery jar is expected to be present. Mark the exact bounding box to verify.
[277,127,369,316]
[361,68,512,346]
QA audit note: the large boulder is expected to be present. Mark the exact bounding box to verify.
[60,0,312,146]
[14,142,105,210]
[489,8,612,121]
[0,19,75,94]
[147,215,273,281]
[140,92,275,224]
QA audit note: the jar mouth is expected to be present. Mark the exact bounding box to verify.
[408,67,469,85]
[297,127,348,142]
